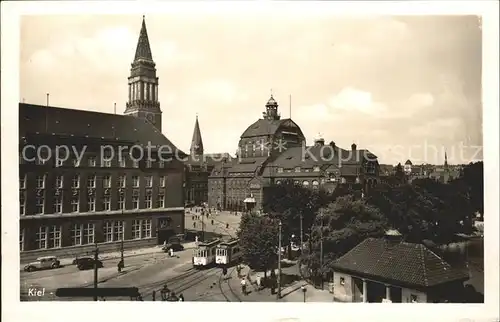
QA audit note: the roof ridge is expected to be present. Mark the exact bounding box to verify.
[21,103,129,117]
[418,245,429,286]
[425,245,453,269]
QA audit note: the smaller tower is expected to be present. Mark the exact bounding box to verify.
[314,133,325,146]
[263,95,280,121]
[444,150,449,169]
[190,115,204,156]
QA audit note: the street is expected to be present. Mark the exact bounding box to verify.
[20,210,243,301]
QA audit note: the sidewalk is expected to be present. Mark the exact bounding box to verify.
[244,265,334,302]
[22,242,198,267]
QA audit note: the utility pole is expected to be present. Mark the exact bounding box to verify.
[120,237,125,267]
[277,220,282,300]
[93,243,99,301]
[300,213,303,251]
[201,209,205,241]
[319,211,324,290]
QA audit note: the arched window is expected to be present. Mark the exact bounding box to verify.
[276,180,282,185]
[302,181,309,187]
[312,180,319,189]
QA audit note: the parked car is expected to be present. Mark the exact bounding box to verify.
[76,257,103,270]
[24,256,61,272]
[163,243,184,252]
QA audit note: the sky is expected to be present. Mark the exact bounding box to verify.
[20,14,483,165]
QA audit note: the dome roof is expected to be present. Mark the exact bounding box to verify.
[405,159,413,165]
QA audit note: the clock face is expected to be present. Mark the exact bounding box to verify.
[146,113,155,123]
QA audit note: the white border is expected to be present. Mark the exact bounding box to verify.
[1,2,498,322]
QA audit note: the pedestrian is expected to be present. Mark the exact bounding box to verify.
[236,264,242,278]
[270,270,276,294]
[256,275,262,290]
[240,277,247,295]
[169,248,174,258]
[117,260,124,273]
[211,219,214,225]
[160,284,170,301]
[222,266,228,278]
[193,222,196,228]
[178,294,184,302]
[226,223,229,229]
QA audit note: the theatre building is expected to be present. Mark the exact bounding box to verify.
[19,17,185,262]
[208,95,380,211]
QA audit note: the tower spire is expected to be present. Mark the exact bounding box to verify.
[190,115,204,156]
[444,150,448,168]
[134,15,153,62]
[125,16,162,132]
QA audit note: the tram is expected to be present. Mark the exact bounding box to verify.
[215,238,241,266]
[192,239,221,268]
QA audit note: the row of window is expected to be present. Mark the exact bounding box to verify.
[27,154,167,169]
[20,220,153,251]
[277,166,321,173]
[21,174,166,190]
[20,192,166,215]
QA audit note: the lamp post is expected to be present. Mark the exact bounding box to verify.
[93,243,99,301]
[277,220,282,300]
[300,213,303,252]
[319,210,324,290]
[120,209,125,268]
[301,285,307,303]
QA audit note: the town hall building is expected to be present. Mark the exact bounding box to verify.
[19,17,185,262]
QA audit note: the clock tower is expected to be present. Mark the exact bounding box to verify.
[124,16,162,132]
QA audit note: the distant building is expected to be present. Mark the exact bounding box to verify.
[331,237,469,303]
[427,152,461,183]
[403,159,412,175]
[184,115,231,206]
[19,17,185,262]
[208,95,380,211]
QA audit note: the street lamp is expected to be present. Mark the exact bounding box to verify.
[277,220,282,300]
[301,285,307,303]
[319,210,324,290]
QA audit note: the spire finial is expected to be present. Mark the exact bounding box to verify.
[270,88,273,97]
[196,113,198,119]
[143,15,145,20]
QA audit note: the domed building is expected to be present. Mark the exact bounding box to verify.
[208,95,381,211]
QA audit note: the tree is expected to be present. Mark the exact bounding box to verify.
[237,211,279,273]
[262,180,336,258]
[303,195,388,276]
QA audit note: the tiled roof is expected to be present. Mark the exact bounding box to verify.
[19,103,184,155]
[269,145,375,168]
[185,153,231,166]
[332,238,469,288]
[240,119,282,138]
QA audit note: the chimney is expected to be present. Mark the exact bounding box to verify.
[351,143,357,151]
[384,229,403,246]
[329,141,336,149]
